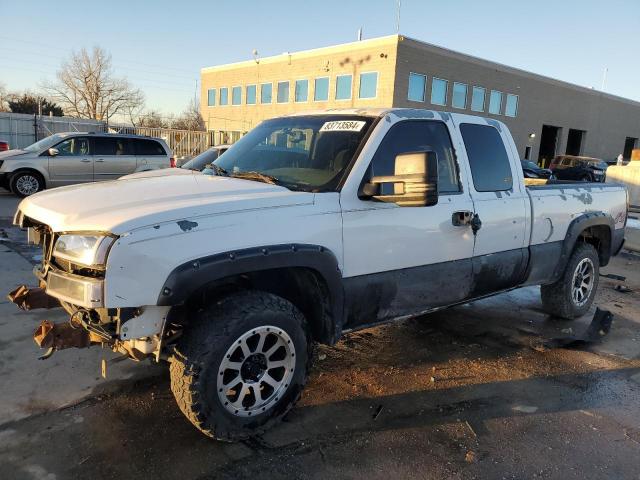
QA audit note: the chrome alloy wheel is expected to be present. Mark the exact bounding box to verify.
[15,175,40,195]
[217,325,296,417]
[571,257,595,307]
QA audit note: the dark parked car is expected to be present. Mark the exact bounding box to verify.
[549,155,607,182]
[521,160,554,179]
[179,144,231,170]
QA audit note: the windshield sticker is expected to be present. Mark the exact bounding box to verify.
[320,120,366,132]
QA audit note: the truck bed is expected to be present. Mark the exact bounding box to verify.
[526,182,627,246]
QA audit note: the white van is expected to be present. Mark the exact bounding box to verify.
[0,132,173,196]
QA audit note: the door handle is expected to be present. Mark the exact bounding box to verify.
[452,211,473,226]
[81,159,91,163]
[452,211,482,235]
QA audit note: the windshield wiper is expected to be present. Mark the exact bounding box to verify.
[230,171,280,185]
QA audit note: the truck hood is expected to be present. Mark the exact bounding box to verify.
[17,173,314,234]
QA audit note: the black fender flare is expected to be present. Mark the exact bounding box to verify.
[551,212,614,282]
[157,243,345,338]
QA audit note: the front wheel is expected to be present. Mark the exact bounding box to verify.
[10,171,44,197]
[541,243,600,319]
[169,291,311,440]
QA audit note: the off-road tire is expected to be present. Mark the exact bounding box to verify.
[169,291,312,440]
[541,242,600,319]
[10,170,44,197]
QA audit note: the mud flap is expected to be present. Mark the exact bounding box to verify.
[8,285,60,311]
[544,308,614,349]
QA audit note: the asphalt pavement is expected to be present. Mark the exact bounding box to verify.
[1,188,640,479]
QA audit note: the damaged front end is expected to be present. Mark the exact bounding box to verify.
[8,283,175,362]
[9,213,178,363]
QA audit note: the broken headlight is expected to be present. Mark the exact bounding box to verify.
[53,234,115,268]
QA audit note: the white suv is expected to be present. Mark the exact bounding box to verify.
[0,132,173,196]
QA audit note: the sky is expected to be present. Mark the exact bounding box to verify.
[1,0,639,122]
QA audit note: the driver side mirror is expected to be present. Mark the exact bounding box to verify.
[47,148,59,157]
[361,151,438,207]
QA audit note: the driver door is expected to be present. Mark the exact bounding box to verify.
[47,136,93,186]
[340,117,475,329]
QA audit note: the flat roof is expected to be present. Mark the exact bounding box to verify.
[201,35,398,74]
[398,35,640,108]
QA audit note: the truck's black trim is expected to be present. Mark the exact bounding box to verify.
[521,241,564,286]
[469,248,529,297]
[157,244,345,339]
[343,258,473,329]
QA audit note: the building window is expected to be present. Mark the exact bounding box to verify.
[470,86,485,112]
[359,72,378,99]
[505,94,518,117]
[452,82,467,109]
[232,86,242,105]
[335,74,352,100]
[261,83,272,104]
[295,79,308,102]
[246,85,257,105]
[207,88,216,106]
[219,87,229,106]
[431,78,448,106]
[489,90,502,115]
[277,81,289,103]
[314,77,329,101]
[408,72,426,102]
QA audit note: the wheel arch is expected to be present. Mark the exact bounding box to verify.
[157,244,345,345]
[552,212,614,282]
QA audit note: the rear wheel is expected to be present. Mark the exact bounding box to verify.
[169,291,311,440]
[10,171,44,197]
[541,243,600,319]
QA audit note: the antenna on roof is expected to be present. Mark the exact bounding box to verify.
[252,49,260,64]
[396,0,401,33]
[357,27,363,41]
[601,67,608,91]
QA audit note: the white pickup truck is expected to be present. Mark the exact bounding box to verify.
[10,108,628,440]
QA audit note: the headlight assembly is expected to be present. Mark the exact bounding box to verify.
[53,234,116,267]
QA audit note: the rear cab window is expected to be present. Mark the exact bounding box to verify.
[460,123,513,192]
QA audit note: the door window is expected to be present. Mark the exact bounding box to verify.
[55,137,90,156]
[368,120,461,194]
[460,123,513,192]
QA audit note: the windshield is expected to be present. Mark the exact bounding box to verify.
[522,161,538,169]
[23,134,65,153]
[182,148,220,171]
[213,115,374,192]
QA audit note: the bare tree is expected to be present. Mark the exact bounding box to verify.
[138,110,170,128]
[45,46,144,121]
[171,99,206,131]
[0,82,8,112]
